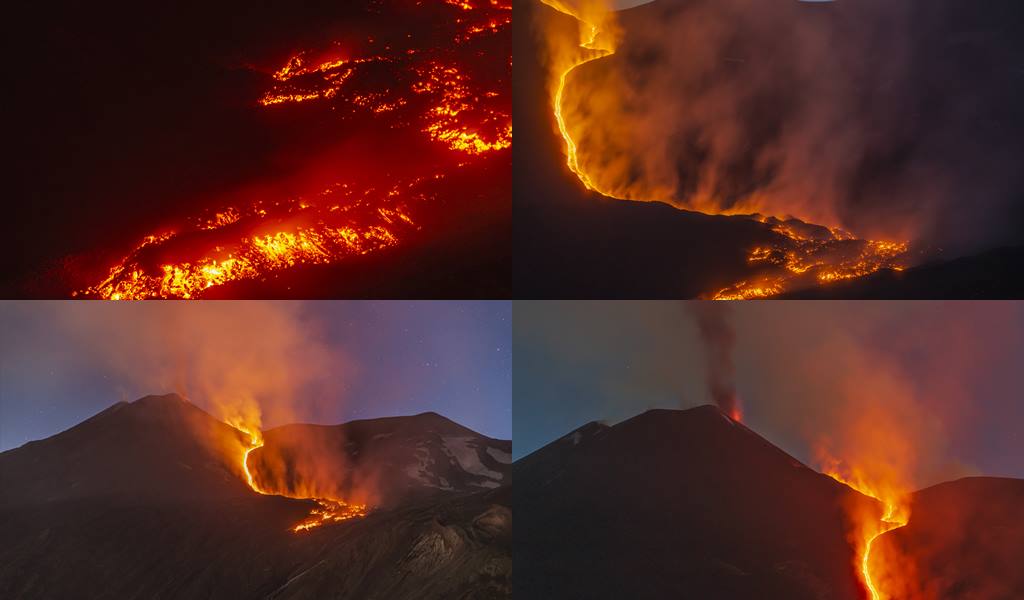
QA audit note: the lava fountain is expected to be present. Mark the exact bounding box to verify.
[536,0,912,299]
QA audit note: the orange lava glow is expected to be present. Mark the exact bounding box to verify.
[229,420,367,534]
[77,184,419,300]
[76,0,509,299]
[711,217,910,300]
[820,455,910,600]
[540,1,910,299]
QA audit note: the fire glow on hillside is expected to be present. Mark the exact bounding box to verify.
[818,451,911,600]
[230,420,368,533]
[537,0,911,299]
[75,0,510,300]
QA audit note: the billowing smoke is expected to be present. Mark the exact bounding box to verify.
[47,302,351,431]
[541,0,1024,253]
[686,302,739,419]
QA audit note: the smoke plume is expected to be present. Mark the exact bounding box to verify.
[686,302,739,419]
[541,0,1024,253]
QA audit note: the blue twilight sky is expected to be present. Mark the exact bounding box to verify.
[513,301,1024,488]
[0,301,511,451]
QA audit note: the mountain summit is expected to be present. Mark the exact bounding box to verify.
[515,405,871,600]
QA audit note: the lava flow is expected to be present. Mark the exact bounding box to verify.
[538,0,911,299]
[230,421,367,534]
[820,456,910,600]
[74,0,510,300]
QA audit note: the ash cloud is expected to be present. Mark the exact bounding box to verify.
[686,302,738,417]
[565,0,1024,252]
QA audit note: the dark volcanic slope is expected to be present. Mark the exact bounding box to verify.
[253,412,513,508]
[0,393,254,505]
[514,406,873,600]
[0,394,510,600]
[878,477,1024,600]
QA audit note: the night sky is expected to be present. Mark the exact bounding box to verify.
[0,301,510,451]
[513,301,1024,486]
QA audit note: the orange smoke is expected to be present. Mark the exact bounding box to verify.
[819,450,911,600]
[809,381,923,600]
[534,0,912,298]
[225,416,368,533]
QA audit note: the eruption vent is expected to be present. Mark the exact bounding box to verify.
[687,303,741,421]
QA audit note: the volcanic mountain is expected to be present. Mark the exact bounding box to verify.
[0,394,511,599]
[514,405,1024,600]
[515,0,1024,299]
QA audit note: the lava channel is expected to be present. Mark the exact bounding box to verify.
[231,422,368,534]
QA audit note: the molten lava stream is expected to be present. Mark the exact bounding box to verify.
[539,1,911,299]
[231,423,367,534]
[823,468,910,600]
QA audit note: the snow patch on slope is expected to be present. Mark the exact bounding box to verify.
[443,436,503,483]
[486,447,512,464]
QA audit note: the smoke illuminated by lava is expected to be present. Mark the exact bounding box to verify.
[535,0,914,299]
[74,0,510,299]
[228,417,368,533]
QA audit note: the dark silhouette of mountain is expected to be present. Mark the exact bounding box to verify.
[514,406,872,600]
[878,477,1024,599]
[515,0,1024,299]
[0,394,510,599]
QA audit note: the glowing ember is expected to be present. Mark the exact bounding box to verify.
[412,60,511,154]
[711,217,909,300]
[77,183,419,300]
[540,2,911,299]
[229,420,368,534]
[292,499,368,532]
[76,0,509,300]
[819,454,910,600]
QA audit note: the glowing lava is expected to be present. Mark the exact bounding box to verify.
[230,421,367,534]
[820,459,910,600]
[538,0,911,299]
[541,1,616,192]
[77,185,417,300]
[76,0,510,300]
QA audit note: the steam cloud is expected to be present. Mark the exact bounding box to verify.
[686,302,738,418]
[45,302,351,430]
[552,0,1024,252]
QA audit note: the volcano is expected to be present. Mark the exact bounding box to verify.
[5,0,510,299]
[515,0,1024,299]
[514,405,1024,599]
[0,394,511,599]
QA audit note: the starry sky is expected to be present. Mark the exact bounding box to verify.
[0,301,511,451]
[513,301,1024,487]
